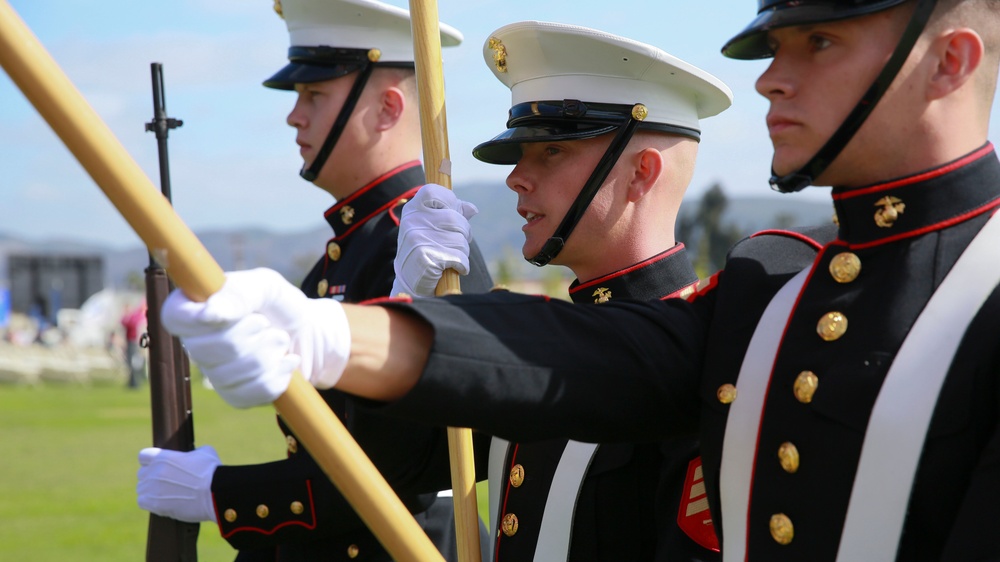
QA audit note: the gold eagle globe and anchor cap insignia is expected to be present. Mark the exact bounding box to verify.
[488,37,508,73]
[874,196,905,228]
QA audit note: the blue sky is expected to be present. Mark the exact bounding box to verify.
[2,1,992,250]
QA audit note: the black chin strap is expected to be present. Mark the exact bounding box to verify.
[527,105,645,266]
[300,63,377,182]
[770,0,938,193]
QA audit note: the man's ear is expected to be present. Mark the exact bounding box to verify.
[927,28,983,100]
[627,147,663,203]
[375,86,407,131]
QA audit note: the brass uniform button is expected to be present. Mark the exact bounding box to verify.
[290,501,304,515]
[793,371,819,403]
[509,464,525,488]
[501,513,519,537]
[224,509,237,523]
[340,205,355,225]
[347,544,360,559]
[398,198,410,205]
[286,435,298,454]
[592,287,612,303]
[327,241,342,261]
[817,312,848,341]
[770,513,794,545]
[717,384,737,404]
[256,504,270,519]
[777,442,800,473]
[829,252,861,283]
[317,279,329,298]
[874,196,905,228]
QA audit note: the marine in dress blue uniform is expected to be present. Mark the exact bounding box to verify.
[139,0,492,560]
[215,160,493,562]
[461,22,731,562]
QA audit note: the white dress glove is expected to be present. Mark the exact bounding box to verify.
[136,445,221,523]
[161,268,351,408]
[390,183,478,298]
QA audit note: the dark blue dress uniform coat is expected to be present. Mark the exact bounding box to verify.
[210,161,493,561]
[374,145,1000,561]
[490,244,720,562]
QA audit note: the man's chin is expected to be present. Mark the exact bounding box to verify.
[770,156,804,179]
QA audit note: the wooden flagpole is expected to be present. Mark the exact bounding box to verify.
[408,2,483,561]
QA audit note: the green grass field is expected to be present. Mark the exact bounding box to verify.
[0,377,490,561]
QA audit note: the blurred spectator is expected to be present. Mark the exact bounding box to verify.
[121,302,147,389]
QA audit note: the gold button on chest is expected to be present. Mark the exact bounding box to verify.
[501,513,519,537]
[317,279,329,298]
[347,544,360,558]
[290,501,304,515]
[717,384,737,404]
[224,508,237,522]
[770,513,795,545]
[778,442,800,473]
[817,312,848,341]
[286,434,298,454]
[256,504,270,519]
[327,241,342,261]
[829,252,861,283]
[509,464,524,488]
[793,371,819,403]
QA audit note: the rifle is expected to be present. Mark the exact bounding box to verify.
[142,62,199,562]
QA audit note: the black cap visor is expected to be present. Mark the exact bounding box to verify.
[722,0,908,60]
[263,61,363,90]
[473,123,619,165]
[473,100,699,165]
[263,46,413,90]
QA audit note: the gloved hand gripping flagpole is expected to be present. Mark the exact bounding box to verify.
[408,2,483,561]
[0,2,443,560]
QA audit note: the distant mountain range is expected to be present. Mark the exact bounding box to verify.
[0,182,836,290]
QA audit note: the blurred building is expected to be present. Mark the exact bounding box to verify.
[6,254,104,326]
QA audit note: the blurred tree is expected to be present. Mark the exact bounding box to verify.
[774,212,797,230]
[677,182,747,278]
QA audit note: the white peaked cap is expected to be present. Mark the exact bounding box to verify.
[483,20,732,135]
[280,0,461,61]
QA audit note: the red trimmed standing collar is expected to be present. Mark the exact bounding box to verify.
[323,161,424,240]
[567,244,698,304]
[830,144,1000,249]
